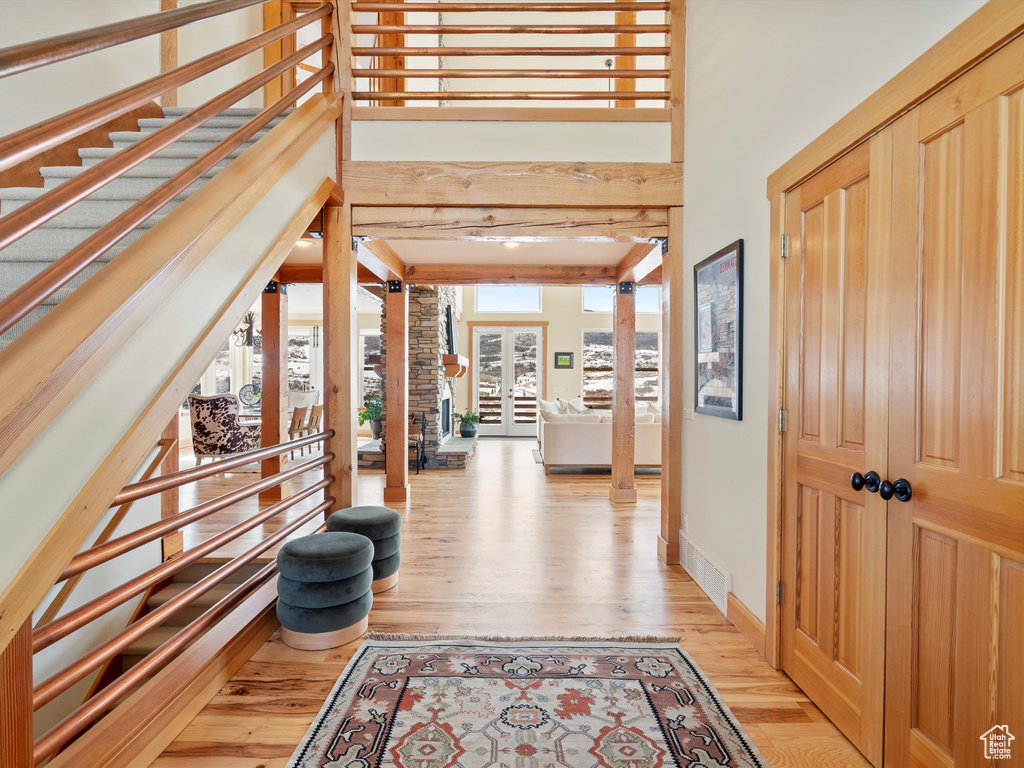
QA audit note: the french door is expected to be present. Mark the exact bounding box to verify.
[473,326,542,437]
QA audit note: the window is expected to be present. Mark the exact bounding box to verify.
[583,286,661,314]
[213,341,231,394]
[360,332,382,405]
[582,330,661,408]
[476,285,541,313]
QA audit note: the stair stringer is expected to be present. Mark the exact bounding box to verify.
[0,95,340,655]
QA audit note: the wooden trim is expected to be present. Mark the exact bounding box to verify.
[352,206,668,240]
[323,204,359,510]
[360,239,407,282]
[614,11,637,108]
[341,162,683,208]
[262,1,285,106]
[0,103,162,190]
[281,615,368,649]
[160,0,178,108]
[766,0,1024,197]
[332,0,353,160]
[668,0,684,162]
[45,579,280,768]
[763,192,785,670]
[404,265,616,285]
[467,321,550,401]
[352,106,670,122]
[160,416,182,561]
[727,593,767,660]
[616,242,661,283]
[0,101,338,657]
[384,283,409,501]
[610,284,636,504]
[279,263,382,284]
[259,282,290,502]
[658,208,682,563]
[374,0,406,107]
[0,620,32,767]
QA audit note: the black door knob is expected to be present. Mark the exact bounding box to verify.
[892,478,913,502]
[851,472,865,491]
[879,480,894,501]
[863,470,882,493]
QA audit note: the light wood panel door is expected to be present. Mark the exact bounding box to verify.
[886,35,1024,768]
[781,134,891,766]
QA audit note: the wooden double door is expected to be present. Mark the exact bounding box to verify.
[782,35,1024,768]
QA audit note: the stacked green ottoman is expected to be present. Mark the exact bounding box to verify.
[276,532,374,650]
[326,506,402,593]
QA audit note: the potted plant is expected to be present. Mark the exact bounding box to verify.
[454,408,481,438]
[358,397,383,439]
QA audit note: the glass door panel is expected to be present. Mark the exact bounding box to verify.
[475,330,504,436]
[510,331,540,436]
[474,327,543,437]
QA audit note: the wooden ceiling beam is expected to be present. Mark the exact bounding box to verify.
[277,263,382,284]
[639,265,661,285]
[616,241,662,283]
[351,206,669,240]
[359,239,406,282]
[403,264,616,285]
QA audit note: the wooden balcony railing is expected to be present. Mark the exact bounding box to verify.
[350,0,681,116]
[28,431,334,764]
[478,394,538,424]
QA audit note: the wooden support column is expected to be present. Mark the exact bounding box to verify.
[160,414,182,560]
[660,211,683,563]
[0,619,32,767]
[324,205,358,512]
[383,280,409,503]
[160,0,178,108]
[610,281,637,504]
[260,281,291,503]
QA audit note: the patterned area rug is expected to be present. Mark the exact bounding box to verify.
[286,637,767,768]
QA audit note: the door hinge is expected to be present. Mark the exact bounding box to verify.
[780,234,789,259]
[778,409,787,433]
[776,581,784,605]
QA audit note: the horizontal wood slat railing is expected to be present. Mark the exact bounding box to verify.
[30,431,336,763]
[351,0,676,110]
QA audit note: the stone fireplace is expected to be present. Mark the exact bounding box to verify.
[380,284,473,469]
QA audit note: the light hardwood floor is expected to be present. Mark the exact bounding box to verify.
[154,438,870,767]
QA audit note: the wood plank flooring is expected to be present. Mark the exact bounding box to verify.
[153,438,869,768]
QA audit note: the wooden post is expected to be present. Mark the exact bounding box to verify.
[260,281,291,503]
[610,281,637,503]
[160,414,182,559]
[323,205,358,512]
[383,281,409,503]
[0,619,32,767]
[668,0,685,162]
[160,0,178,108]
[660,211,683,563]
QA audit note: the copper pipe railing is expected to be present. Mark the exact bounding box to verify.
[353,46,669,56]
[353,23,670,34]
[0,63,334,335]
[34,438,177,629]
[353,1,670,10]
[0,0,264,79]
[0,34,332,253]
[34,464,331,656]
[114,430,331,506]
[33,485,331,707]
[362,69,670,78]
[356,91,670,101]
[0,6,330,173]
[35,517,331,763]
[57,452,332,584]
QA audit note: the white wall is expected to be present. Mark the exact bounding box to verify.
[176,0,264,109]
[681,0,984,622]
[0,1,160,137]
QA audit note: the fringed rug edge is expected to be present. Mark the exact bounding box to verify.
[365,632,682,644]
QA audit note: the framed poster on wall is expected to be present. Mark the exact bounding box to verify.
[694,240,743,420]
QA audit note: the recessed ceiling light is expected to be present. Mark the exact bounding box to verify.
[296,239,314,247]
[502,241,523,249]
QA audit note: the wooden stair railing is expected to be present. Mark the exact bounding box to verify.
[23,431,335,764]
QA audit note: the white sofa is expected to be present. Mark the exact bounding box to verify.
[538,407,662,473]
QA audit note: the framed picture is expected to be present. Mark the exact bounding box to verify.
[694,240,743,420]
[554,352,574,369]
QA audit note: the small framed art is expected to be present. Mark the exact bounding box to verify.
[554,352,574,369]
[694,240,743,420]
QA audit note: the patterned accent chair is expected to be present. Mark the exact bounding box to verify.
[188,394,261,466]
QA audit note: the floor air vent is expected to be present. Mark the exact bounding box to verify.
[679,531,732,615]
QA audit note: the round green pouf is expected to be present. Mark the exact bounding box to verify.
[276,532,373,583]
[277,567,373,610]
[326,506,402,540]
[371,532,402,561]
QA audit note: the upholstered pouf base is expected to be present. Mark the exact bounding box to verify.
[372,572,399,593]
[281,615,368,651]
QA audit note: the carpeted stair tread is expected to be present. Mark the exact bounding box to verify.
[148,581,236,609]
[120,626,201,669]
[109,126,274,147]
[39,161,231,187]
[79,145,252,166]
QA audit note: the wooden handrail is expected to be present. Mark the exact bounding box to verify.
[0,6,330,174]
[353,23,669,33]
[0,63,333,336]
[0,34,332,253]
[33,489,331,708]
[354,46,668,56]
[353,2,670,10]
[355,91,670,101]
[113,429,332,506]
[34,438,177,629]
[360,69,670,78]
[35,519,330,763]
[60,452,332,582]
[0,0,264,79]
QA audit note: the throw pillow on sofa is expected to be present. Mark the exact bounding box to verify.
[538,398,565,415]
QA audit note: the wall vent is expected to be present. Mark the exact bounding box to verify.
[679,530,732,616]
